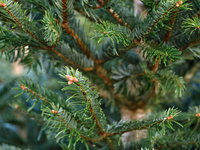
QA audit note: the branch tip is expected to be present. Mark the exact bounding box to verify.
[167,115,173,120]
[195,113,200,117]
[0,2,6,7]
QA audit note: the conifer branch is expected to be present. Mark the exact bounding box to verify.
[27,45,92,71]
[20,85,51,105]
[146,58,160,101]
[104,0,110,6]
[4,3,93,71]
[62,0,68,23]
[61,23,103,64]
[49,109,99,142]
[141,10,173,39]
[3,2,80,69]
[107,120,164,137]
[140,1,182,39]
[97,0,130,29]
[151,58,160,73]
[76,82,105,134]
[107,108,180,139]
[179,38,200,51]
[60,2,101,64]
[97,0,105,7]
[105,138,116,150]
[62,25,93,58]
[165,10,179,43]
[50,48,93,71]
[4,6,47,47]
[107,8,130,29]
[19,84,95,141]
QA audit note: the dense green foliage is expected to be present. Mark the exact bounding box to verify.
[0,0,200,149]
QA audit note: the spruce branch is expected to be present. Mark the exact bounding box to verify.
[1,2,92,71]
[42,11,61,46]
[55,0,101,63]
[140,42,181,65]
[164,10,179,43]
[59,67,108,133]
[14,77,103,144]
[97,0,105,7]
[151,58,160,73]
[61,0,68,23]
[107,107,181,137]
[106,8,130,29]
[137,0,185,39]
[178,37,200,51]
[182,16,200,37]
[62,24,95,60]
[93,20,132,55]
[2,0,47,47]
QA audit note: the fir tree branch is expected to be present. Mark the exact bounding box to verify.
[62,0,68,23]
[104,0,110,6]
[2,2,82,69]
[76,82,105,134]
[141,10,173,39]
[164,10,179,43]
[138,1,184,39]
[107,8,130,29]
[4,5,47,47]
[147,58,159,102]
[62,24,94,60]
[179,38,200,51]
[3,3,93,71]
[97,0,105,7]
[60,2,101,64]
[151,58,160,73]
[97,0,130,29]
[50,48,94,71]
[105,138,116,150]
[107,119,163,137]
[20,85,51,105]
[18,84,95,140]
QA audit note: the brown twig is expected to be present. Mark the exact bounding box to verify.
[107,8,130,29]
[151,58,160,73]
[62,0,68,23]
[165,10,179,43]
[20,85,51,105]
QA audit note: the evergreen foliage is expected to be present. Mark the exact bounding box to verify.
[0,0,200,149]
